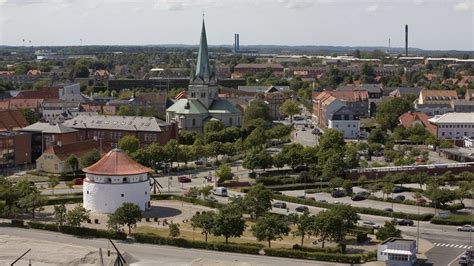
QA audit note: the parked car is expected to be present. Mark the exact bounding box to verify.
[205,196,218,203]
[457,225,474,232]
[397,219,414,226]
[333,201,342,204]
[392,186,404,193]
[305,197,316,201]
[213,187,228,197]
[331,190,346,198]
[356,191,370,197]
[360,221,380,229]
[272,202,287,209]
[351,194,366,201]
[416,198,427,205]
[301,127,306,131]
[310,124,315,129]
[296,195,306,199]
[295,206,309,213]
[318,199,328,203]
[194,160,204,165]
[178,176,191,183]
[273,191,283,195]
[383,208,394,212]
[393,195,406,201]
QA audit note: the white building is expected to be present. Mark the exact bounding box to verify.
[429,112,474,139]
[328,106,361,139]
[377,238,417,266]
[82,148,151,213]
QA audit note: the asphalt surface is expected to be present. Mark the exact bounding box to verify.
[0,227,343,266]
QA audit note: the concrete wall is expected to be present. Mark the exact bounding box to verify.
[83,177,150,213]
[328,119,360,139]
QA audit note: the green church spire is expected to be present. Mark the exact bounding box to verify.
[194,18,212,82]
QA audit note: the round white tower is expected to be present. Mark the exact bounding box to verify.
[82,148,151,214]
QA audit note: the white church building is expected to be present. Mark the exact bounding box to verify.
[82,148,151,213]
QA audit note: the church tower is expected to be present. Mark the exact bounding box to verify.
[188,19,218,109]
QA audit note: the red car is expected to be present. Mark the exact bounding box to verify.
[178,176,191,183]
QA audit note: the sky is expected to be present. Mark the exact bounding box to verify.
[0,0,473,51]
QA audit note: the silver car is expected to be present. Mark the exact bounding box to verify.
[457,225,474,232]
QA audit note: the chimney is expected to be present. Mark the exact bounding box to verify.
[405,24,408,56]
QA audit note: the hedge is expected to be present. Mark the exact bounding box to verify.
[264,248,368,263]
[133,233,262,255]
[45,196,83,206]
[151,194,225,209]
[431,215,474,226]
[27,221,127,240]
[272,194,434,221]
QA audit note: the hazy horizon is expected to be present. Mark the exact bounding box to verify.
[1,0,473,51]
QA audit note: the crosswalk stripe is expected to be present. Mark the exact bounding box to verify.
[440,243,446,247]
[469,246,473,249]
[461,245,468,249]
[433,243,438,246]
[454,245,460,248]
[449,244,455,247]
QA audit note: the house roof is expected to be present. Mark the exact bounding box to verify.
[399,112,434,130]
[238,86,290,94]
[62,114,169,132]
[316,90,368,102]
[388,87,423,97]
[83,148,151,176]
[44,140,101,161]
[429,112,474,124]
[0,110,29,131]
[7,99,44,109]
[421,89,458,100]
[337,84,382,94]
[21,122,78,134]
[209,99,241,114]
[167,99,208,114]
[15,87,60,99]
[234,63,284,70]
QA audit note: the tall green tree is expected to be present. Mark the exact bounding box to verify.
[243,99,271,128]
[54,203,67,227]
[376,220,401,240]
[47,176,60,195]
[20,109,39,124]
[65,205,90,227]
[118,135,140,154]
[242,183,273,219]
[18,190,46,219]
[252,215,290,248]
[279,99,301,123]
[375,95,416,131]
[112,202,143,234]
[212,204,246,244]
[289,210,317,247]
[191,211,216,242]
[80,149,101,168]
[66,155,79,175]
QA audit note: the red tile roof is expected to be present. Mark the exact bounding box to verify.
[399,111,437,134]
[8,99,43,109]
[83,148,151,176]
[44,140,101,161]
[15,87,59,99]
[0,110,29,131]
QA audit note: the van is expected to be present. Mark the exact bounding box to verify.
[213,187,228,197]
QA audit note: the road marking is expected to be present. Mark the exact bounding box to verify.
[433,242,438,246]
[454,245,460,248]
[447,250,469,266]
[449,244,455,247]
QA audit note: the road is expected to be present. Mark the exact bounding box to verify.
[0,227,343,266]
[282,190,436,215]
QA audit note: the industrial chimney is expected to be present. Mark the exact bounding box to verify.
[405,24,408,56]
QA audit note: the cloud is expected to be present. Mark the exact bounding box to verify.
[453,1,473,11]
[365,3,379,12]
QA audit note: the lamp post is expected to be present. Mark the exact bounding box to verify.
[416,203,420,253]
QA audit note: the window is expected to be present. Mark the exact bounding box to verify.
[229,117,233,125]
[121,193,124,197]
[192,118,196,126]
[54,164,58,170]
[145,191,147,195]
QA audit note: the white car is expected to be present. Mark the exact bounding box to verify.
[360,221,380,229]
[457,225,474,232]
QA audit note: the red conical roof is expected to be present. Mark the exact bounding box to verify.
[83,148,151,176]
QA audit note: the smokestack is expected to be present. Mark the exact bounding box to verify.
[405,24,408,56]
[236,34,240,51]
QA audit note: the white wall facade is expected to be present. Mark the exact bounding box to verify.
[328,119,360,139]
[83,173,150,213]
[436,123,474,139]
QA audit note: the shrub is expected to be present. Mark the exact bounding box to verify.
[264,248,364,263]
[46,196,83,206]
[355,231,368,243]
[11,219,25,227]
[132,233,262,255]
[27,221,126,240]
[431,215,473,226]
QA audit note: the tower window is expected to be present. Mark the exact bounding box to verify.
[121,193,124,197]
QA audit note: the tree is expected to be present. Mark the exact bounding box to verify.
[18,190,46,219]
[107,212,123,233]
[65,205,90,227]
[368,128,385,144]
[329,177,344,189]
[113,202,143,234]
[206,141,223,163]
[242,183,273,219]
[280,143,305,171]
[244,127,267,148]
[191,211,216,242]
[375,95,416,131]
[178,130,198,145]
[376,220,401,240]
[243,99,272,128]
[317,129,345,162]
[118,135,140,154]
[252,215,290,248]
[20,108,39,124]
[204,120,224,134]
[66,155,79,175]
[164,139,180,168]
[382,182,394,200]
[117,105,135,116]
[313,210,343,248]
[80,149,101,168]
[169,223,181,238]
[255,149,273,171]
[54,204,67,227]
[212,203,246,244]
[279,99,301,123]
[272,152,286,170]
[47,176,60,195]
[342,180,353,195]
[322,152,346,180]
[216,163,233,183]
[289,210,316,247]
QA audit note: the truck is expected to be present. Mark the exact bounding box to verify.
[213,187,228,197]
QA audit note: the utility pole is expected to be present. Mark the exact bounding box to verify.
[416,204,420,253]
